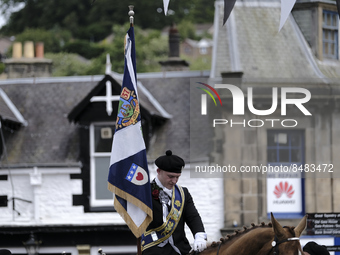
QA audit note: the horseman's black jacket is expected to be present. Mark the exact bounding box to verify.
[142,186,205,255]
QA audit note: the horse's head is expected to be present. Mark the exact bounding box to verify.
[270,212,307,255]
[197,213,307,255]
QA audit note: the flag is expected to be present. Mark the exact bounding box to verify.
[279,0,296,31]
[108,26,153,238]
[223,0,237,25]
[163,0,170,15]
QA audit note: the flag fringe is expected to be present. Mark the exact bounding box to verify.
[108,182,153,237]
[114,195,153,238]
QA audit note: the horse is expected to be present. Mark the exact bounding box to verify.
[195,213,307,255]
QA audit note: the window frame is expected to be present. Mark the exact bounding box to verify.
[322,10,339,59]
[89,122,115,207]
[267,130,305,165]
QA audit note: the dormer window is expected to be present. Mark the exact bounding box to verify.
[68,74,170,212]
[292,1,339,61]
[323,10,338,59]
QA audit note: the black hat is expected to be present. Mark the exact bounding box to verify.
[155,150,185,173]
[0,250,12,255]
[303,241,330,255]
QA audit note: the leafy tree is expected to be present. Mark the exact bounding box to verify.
[178,20,197,41]
[0,62,5,74]
[86,23,168,74]
[184,0,215,24]
[46,24,168,76]
[182,55,211,71]
[0,0,214,40]
[0,0,214,76]
[62,40,106,59]
[14,28,71,53]
[45,52,92,76]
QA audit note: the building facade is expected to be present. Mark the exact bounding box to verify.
[208,0,340,249]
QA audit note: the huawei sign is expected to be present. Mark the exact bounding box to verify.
[274,181,294,198]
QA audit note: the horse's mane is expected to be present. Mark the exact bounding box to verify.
[201,222,296,253]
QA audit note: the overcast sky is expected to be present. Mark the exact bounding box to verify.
[0,3,25,29]
[0,15,5,28]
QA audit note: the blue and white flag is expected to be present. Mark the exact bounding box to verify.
[108,27,153,238]
[163,0,170,15]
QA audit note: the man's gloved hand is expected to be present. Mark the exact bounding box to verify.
[193,232,207,252]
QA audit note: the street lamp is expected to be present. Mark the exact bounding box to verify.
[23,233,41,255]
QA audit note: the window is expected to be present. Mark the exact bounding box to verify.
[199,47,207,55]
[267,130,304,165]
[266,130,305,218]
[184,46,192,55]
[323,10,338,59]
[90,123,115,207]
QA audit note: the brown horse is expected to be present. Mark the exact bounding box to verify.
[196,213,307,255]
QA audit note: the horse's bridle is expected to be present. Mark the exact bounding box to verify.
[268,235,302,255]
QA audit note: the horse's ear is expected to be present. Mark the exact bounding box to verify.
[271,212,286,238]
[294,214,307,237]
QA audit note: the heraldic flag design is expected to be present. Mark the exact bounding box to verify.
[108,26,153,238]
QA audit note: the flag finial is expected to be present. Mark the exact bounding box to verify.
[128,5,134,26]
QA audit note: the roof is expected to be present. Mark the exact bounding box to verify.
[0,70,210,167]
[139,72,210,162]
[211,0,331,83]
[0,88,27,126]
[0,77,100,167]
[109,71,172,119]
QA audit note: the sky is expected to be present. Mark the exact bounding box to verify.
[0,15,5,28]
[0,3,25,29]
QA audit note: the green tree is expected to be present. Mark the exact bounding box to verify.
[45,52,92,76]
[0,0,214,40]
[62,40,106,59]
[178,20,197,41]
[46,24,168,76]
[85,24,168,74]
[14,28,71,53]
[184,0,215,24]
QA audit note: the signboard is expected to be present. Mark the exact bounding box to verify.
[326,246,340,252]
[267,178,303,217]
[306,213,340,235]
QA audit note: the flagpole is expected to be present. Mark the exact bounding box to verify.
[128,7,142,255]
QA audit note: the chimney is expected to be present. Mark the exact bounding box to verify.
[169,25,180,58]
[159,23,189,71]
[35,42,44,58]
[12,42,22,58]
[4,41,52,79]
[23,41,34,58]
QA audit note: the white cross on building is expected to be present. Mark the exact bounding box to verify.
[90,54,120,116]
[90,80,120,116]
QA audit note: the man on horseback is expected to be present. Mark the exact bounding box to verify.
[141,150,207,255]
